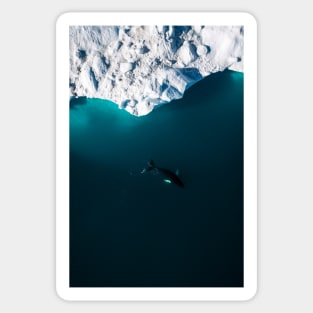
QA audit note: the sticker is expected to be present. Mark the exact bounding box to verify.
[56,12,257,301]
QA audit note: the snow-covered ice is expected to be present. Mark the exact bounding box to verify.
[69,26,243,116]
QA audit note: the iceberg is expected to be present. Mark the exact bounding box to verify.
[69,25,243,116]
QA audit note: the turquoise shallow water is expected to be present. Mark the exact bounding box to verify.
[70,69,244,287]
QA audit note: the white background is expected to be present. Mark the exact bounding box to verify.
[0,1,312,312]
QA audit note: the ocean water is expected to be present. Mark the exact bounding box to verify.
[70,69,244,287]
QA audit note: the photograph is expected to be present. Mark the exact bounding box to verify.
[69,25,244,288]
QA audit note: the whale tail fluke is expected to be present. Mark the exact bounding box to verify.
[147,159,155,169]
[141,159,156,174]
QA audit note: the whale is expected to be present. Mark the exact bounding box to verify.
[141,160,184,188]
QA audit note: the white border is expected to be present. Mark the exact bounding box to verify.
[56,12,257,301]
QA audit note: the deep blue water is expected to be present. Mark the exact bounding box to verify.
[70,70,244,287]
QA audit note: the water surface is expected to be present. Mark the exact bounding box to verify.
[70,70,244,287]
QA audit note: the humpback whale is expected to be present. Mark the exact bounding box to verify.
[141,160,184,188]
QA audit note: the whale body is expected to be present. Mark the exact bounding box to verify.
[141,160,184,188]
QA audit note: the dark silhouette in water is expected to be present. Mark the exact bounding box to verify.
[141,160,184,188]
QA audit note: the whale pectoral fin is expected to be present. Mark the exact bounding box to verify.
[176,169,179,176]
[163,179,172,184]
